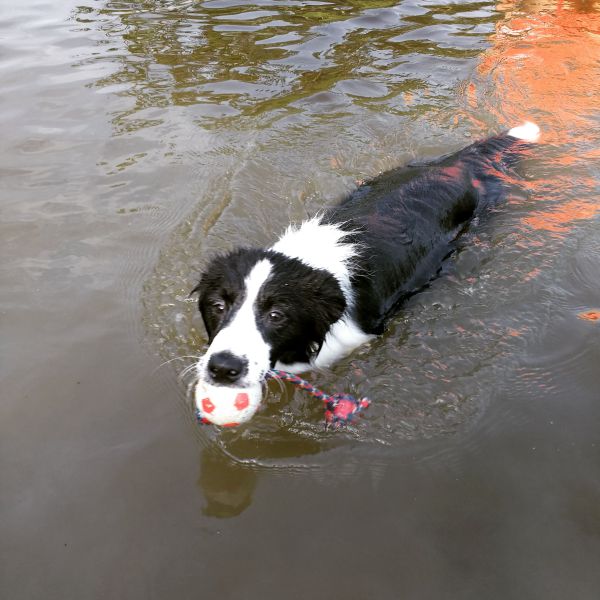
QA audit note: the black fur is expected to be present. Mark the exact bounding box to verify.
[324,133,531,333]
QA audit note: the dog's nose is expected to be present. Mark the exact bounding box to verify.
[207,352,247,384]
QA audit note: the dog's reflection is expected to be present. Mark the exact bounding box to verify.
[198,448,258,518]
[197,424,328,518]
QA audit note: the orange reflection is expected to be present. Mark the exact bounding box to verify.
[523,199,599,233]
[479,0,600,137]
[475,0,600,233]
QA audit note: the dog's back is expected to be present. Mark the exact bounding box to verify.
[325,124,540,334]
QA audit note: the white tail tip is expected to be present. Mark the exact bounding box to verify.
[508,121,540,142]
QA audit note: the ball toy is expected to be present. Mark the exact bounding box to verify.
[194,381,262,427]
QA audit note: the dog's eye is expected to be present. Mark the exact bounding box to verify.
[267,309,285,324]
[211,299,226,313]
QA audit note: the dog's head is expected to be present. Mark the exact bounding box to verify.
[191,248,347,390]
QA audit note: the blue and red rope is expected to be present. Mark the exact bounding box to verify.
[266,369,370,426]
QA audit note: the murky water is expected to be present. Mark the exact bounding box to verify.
[2,0,599,597]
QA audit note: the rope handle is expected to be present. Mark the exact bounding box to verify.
[267,369,370,426]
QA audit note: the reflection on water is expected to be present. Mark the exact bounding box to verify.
[80,0,499,132]
[474,0,600,235]
[199,448,258,517]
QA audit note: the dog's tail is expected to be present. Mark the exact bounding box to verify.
[461,120,541,173]
[507,121,541,143]
[455,120,540,211]
[408,121,540,170]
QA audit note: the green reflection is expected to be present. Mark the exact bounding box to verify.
[73,0,500,132]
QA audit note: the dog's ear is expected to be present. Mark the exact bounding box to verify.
[313,274,347,327]
[302,273,347,359]
[189,279,203,297]
[189,275,215,338]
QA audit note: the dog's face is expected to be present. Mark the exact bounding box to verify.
[192,248,346,389]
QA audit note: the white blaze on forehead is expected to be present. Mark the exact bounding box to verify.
[200,259,273,385]
[239,258,273,309]
[271,216,357,303]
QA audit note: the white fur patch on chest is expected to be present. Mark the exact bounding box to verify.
[275,317,374,373]
[314,317,374,368]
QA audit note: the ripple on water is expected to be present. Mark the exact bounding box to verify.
[142,138,561,466]
[134,0,600,467]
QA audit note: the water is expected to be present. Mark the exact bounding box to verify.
[2,0,599,597]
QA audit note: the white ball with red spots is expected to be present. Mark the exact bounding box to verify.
[194,381,262,426]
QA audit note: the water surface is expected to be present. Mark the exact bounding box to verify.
[2,0,599,598]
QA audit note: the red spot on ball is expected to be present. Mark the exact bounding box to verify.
[223,422,239,428]
[234,393,249,411]
[201,398,215,414]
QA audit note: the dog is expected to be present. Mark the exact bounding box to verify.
[191,122,539,396]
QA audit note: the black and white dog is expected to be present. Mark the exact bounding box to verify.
[192,123,539,395]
